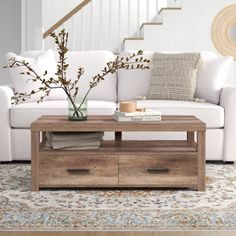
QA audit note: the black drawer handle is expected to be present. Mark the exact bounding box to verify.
[147,167,170,173]
[67,168,90,174]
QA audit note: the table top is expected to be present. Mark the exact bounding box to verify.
[31,115,206,132]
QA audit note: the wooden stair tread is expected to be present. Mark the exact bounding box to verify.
[159,7,182,14]
[140,22,163,29]
[123,37,144,42]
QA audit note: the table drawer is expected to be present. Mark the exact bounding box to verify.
[39,154,118,187]
[119,154,198,187]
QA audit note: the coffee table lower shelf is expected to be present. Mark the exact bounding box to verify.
[32,140,203,191]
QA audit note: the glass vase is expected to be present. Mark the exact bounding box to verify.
[68,98,87,121]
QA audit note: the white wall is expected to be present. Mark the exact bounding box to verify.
[0,0,21,85]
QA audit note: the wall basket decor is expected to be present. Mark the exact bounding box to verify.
[212,4,236,60]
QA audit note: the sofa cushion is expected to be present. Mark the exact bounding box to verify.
[195,56,233,104]
[10,100,117,128]
[66,51,117,101]
[147,52,202,101]
[135,100,224,128]
[118,51,218,101]
[21,50,118,102]
[6,50,64,102]
[118,51,153,101]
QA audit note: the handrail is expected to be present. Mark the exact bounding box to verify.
[43,0,91,39]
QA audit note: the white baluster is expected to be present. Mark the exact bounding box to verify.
[156,0,159,22]
[137,0,140,37]
[128,0,131,36]
[147,0,150,22]
[81,9,84,50]
[108,0,112,50]
[118,0,121,52]
[72,16,75,50]
[90,1,94,50]
[100,0,103,50]
[156,0,159,14]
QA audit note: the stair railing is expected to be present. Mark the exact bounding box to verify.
[43,0,91,39]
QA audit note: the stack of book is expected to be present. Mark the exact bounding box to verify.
[113,110,162,122]
[45,132,104,150]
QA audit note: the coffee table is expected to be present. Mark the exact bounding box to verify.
[31,115,206,191]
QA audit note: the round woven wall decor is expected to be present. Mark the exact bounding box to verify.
[212,4,236,60]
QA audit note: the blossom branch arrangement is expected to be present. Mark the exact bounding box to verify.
[5,29,150,120]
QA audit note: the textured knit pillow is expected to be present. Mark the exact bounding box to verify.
[147,52,203,101]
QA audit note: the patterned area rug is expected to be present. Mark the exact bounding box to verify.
[0,163,236,230]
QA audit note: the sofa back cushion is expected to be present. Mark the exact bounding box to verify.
[66,51,117,101]
[20,50,118,101]
[118,51,153,101]
[118,51,219,101]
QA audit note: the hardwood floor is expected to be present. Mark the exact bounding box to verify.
[0,231,235,236]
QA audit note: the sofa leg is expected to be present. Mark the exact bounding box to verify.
[0,161,30,164]
[0,161,12,164]
[224,161,235,164]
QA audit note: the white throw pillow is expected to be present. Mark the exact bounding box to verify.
[118,51,154,101]
[65,51,117,101]
[195,56,233,104]
[6,50,66,102]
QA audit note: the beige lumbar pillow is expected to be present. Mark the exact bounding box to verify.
[147,52,203,101]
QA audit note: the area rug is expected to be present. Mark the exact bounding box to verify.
[0,163,236,230]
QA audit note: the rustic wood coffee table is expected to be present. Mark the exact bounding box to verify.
[31,115,206,191]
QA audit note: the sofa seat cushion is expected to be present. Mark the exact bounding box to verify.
[11,100,116,128]
[136,100,224,128]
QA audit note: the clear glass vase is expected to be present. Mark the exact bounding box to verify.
[68,98,87,121]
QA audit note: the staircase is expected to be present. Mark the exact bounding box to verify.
[43,0,183,53]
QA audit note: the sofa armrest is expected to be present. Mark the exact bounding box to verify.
[220,86,236,161]
[0,85,14,161]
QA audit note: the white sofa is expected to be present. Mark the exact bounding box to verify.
[0,50,236,162]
